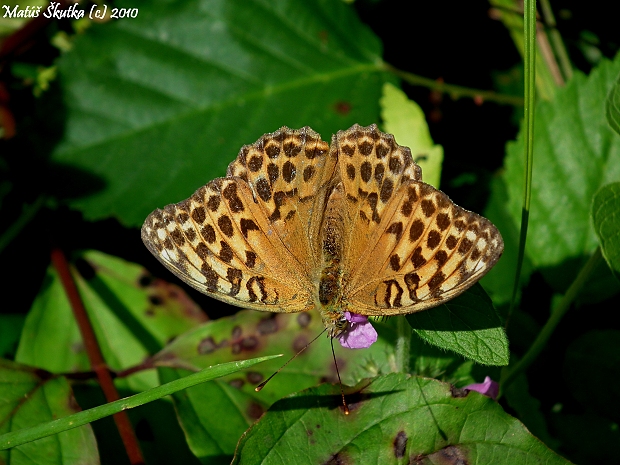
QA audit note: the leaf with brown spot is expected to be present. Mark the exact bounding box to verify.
[232,373,570,465]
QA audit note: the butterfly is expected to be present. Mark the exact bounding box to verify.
[141,124,503,349]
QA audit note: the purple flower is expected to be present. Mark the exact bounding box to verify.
[464,376,499,400]
[337,312,377,349]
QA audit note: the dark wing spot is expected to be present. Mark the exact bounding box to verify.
[410,219,425,242]
[390,254,401,271]
[223,183,244,212]
[283,141,301,157]
[427,230,441,249]
[282,161,296,183]
[171,229,185,246]
[219,241,233,263]
[471,247,482,261]
[201,263,219,291]
[256,178,272,201]
[177,212,190,224]
[360,161,372,182]
[459,238,473,254]
[265,144,280,158]
[218,215,234,237]
[436,213,450,231]
[341,144,355,157]
[346,163,356,181]
[421,199,436,217]
[267,163,279,184]
[245,250,257,268]
[404,272,420,299]
[435,250,448,266]
[411,247,427,268]
[248,155,263,172]
[428,271,446,290]
[196,243,209,259]
[227,268,242,296]
[201,224,216,243]
[386,222,403,240]
[388,156,402,174]
[303,165,316,182]
[191,206,206,224]
[376,142,390,159]
[374,163,385,183]
[185,228,196,242]
[380,178,393,203]
[207,195,220,212]
[240,218,259,238]
[359,141,373,156]
[446,235,458,249]
[454,220,466,232]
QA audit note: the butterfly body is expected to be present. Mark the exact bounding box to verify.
[142,124,503,339]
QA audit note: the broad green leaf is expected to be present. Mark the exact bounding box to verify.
[591,182,620,281]
[606,70,620,135]
[406,284,509,366]
[501,52,620,290]
[380,82,444,188]
[232,373,570,465]
[563,330,620,422]
[152,310,399,461]
[0,359,98,463]
[0,356,278,452]
[16,250,206,391]
[50,0,390,226]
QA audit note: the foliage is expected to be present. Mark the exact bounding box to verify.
[1,0,618,463]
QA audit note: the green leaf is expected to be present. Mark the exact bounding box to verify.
[606,69,620,135]
[16,250,206,391]
[591,182,620,281]
[50,0,389,226]
[0,359,98,462]
[380,82,444,188]
[406,284,509,366]
[232,373,570,464]
[0,356,279,451]
[501,52,620,290]
[151,310,404,461]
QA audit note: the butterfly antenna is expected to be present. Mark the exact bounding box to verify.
[331,337,350,415]
[255,328,327,392]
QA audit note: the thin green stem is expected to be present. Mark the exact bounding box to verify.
[382,62,524,106]
[507,0,537,324]
[0,355,280,451]
[395,316,411,373]
[501,248,603,393]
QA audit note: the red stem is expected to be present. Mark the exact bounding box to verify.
[50,248,145,465]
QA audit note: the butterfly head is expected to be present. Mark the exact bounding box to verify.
[320,308,378,350]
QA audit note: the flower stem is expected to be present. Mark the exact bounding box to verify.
[395,316,411,373]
